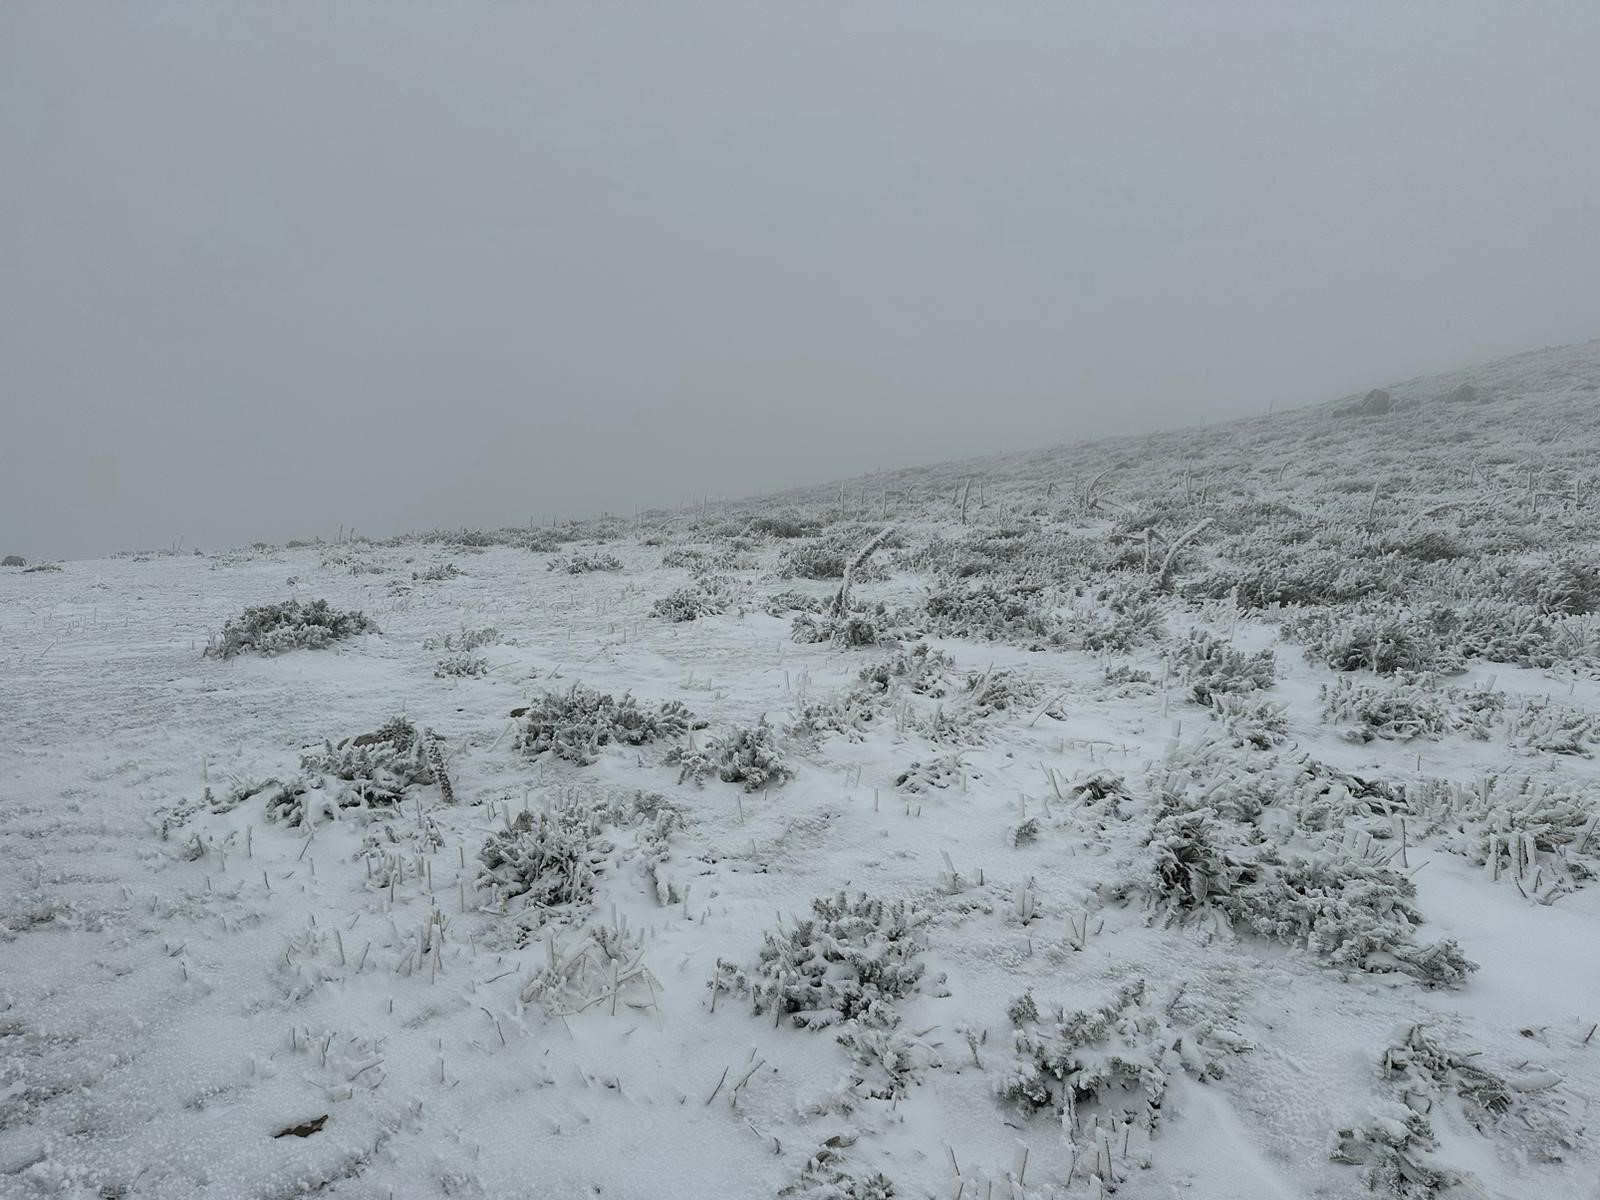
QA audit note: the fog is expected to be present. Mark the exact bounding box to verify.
[3,2,1598,560]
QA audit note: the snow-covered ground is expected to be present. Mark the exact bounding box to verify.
[3,342,1599,1199]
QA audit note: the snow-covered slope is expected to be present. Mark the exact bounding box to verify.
[3,341,1599,1200]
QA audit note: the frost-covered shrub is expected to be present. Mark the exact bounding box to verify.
[1224,851,1475,987]
[787,689,881,744]
[434,652,489,678]
[515,685,694,764]
[652,574,737,622]
[411,562,460,582]
[1419,775,1599,890]
[708,719,791,790]
[422,626,501,652]
[791,608,886,647]
[1208,694,1290,749]
[1280,604,1450,675]
[1172,630,1276,704]
[550,550,623,574]
[204,598,377,658]
[265,717,446,826]
[1072,582,1167,652]
[777,1145,896,1200]
[894,752,973,793]
[765,588,826,616]
[857,643,953,697]
[780,538,887,582]
[997,980,1238,1133]
[1505,698,1599,756]
[1139,743,1476,986]
[962,667,1045,715]
[749,512,822,540]
[1332,1023,1575,1196]
[1319,677,1504,743]
[714,893,931,1030]
[478,800,609,915]
[922,582,1064,647]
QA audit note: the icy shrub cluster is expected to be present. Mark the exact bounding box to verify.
[1171,630,1276,705]
[1415,774,1598,894]
[1207,693,1290,749]
[921,582,1065,647]
[204,598,377,658]
[779,537,889,582]
[549,550,623,574]
[669,720,790,790]
[478,799,610,915]
[857,643,954,697]
[651,575,736,622]
[777,1144,896,1200]
[1505,698,1599,756]
[714,893,931,1030]
[515,684,695,765]
[422,626,501,652]
[1332,1024,1577,1195]
[1319,677,1504,743]
[1070,580,1167,652]
[434,652,489,678]
[1133,740,1476,986]
[792,604,904,648]
[264,716,448,826]
[787,688,882,744]
[997,980,1241,1135]
[411,562,461,582]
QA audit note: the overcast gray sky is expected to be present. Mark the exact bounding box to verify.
[4,3,1598,559]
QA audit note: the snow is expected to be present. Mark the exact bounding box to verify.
[3,341,1600,1199]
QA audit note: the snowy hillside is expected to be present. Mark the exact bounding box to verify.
[3,340,1599,1200]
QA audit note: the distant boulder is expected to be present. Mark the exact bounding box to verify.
[1446,381,1481,404]
[2,555,24,568]
[1358,389,1393,416]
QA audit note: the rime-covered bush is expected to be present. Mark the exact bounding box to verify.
[1506,699,1599,756]
[1319,677,1504,743]
[422,626,501,652]
[550,550,623,574]
[1331,1023,1574,1195]
[714,893,930,1030]
[1419,775,1599,890]
[791,608,885,647]
[787,689,881,744]
[411,562,461,582]
[780,538,888,582]
[434,652,489,678]
[515,685,694,765]
[707,719,791,790]
[204,598,377,659]
[765,588,826,616]
[264,717,446,825]
[477,801,609,914]
[652,574,737,622]
[997,980,1237,1133]
[1172,630,1276,704]
[857,643,954,696]
[894,752,973,793]
[922,582,1064,647]
[749,513,822,540]
[1071,581,1167,652]
[1280,603,1452,675]
[777,1146,896,1200]
[1208,694,1290,749]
